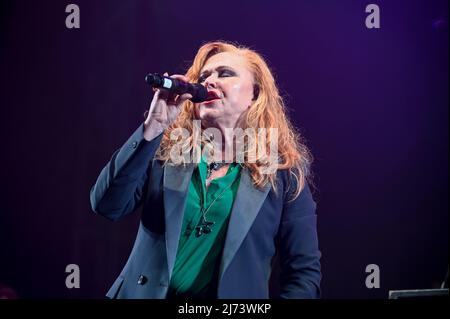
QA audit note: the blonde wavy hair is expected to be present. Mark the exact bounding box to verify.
[155,41,312,200]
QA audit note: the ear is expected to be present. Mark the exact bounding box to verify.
[252,84,260,101]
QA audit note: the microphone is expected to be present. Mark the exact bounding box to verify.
[145,73,208,103]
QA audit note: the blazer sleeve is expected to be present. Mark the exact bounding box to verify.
[275,174,322,298]
[89,124,164,221]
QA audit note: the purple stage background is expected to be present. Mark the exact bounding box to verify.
[0,0,448,298]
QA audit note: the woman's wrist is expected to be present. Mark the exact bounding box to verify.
[143,120,165,141]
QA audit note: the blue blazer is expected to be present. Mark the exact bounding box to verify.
[90,124,321,299]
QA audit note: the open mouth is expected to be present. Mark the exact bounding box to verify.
[204,90,221,102]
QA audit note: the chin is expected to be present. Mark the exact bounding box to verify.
[198,105,221,120]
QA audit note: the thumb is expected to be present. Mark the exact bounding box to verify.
[176,93,193,107]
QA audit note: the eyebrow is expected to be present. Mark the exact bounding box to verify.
[199,65,236,77]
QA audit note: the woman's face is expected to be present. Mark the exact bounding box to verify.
[195,51,255,128]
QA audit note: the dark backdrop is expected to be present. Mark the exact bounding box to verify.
[0,0,448,298]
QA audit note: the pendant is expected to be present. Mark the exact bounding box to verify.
[195,216,215,237]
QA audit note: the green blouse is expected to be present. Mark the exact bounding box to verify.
[167,157,242,299]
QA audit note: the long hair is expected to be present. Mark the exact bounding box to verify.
[155,41,313,200]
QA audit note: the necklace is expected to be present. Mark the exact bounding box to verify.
[185,163,240,237]
[195,177,237,237]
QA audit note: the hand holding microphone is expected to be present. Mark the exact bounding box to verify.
[145,73,208,103]
[143,73,206,141]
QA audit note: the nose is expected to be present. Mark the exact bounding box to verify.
[204,76,217,89]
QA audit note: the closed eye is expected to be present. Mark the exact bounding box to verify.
[197,67,236,83]
[219,69,235,77]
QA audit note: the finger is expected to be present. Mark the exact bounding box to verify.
[162,71,184,101]
[169,74,192,104]
[174,93,193,107]
[170,74,190,83]
[152,88,161,99]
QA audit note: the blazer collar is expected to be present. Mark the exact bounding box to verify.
[218,167,271,280]
[163,163,195,279]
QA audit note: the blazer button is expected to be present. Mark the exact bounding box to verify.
[137,275,147,285]
[131,141,138,149]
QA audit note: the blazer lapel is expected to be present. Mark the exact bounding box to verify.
[219,167,271,281]
[163,163,195,279]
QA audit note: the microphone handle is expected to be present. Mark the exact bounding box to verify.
[145,73,207,103]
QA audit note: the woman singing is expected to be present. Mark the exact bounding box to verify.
[90,41,321,299]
